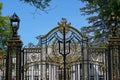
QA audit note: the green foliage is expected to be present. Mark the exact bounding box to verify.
[81,0,120,24]
[80,0,120,46]
[20,0,51,11]
[0,3,2,15]
[0,3,11,55]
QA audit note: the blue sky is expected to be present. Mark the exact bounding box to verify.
[1,0,89,46]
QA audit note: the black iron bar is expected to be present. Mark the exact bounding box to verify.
[58,19,71,80]
[63,24,66,80]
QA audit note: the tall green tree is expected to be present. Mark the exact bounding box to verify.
[0,3,11,54]
[80,0,120,46]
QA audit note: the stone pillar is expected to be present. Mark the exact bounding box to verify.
[5,13,23,80]
[107,37,120,80]
[107,12,120,80]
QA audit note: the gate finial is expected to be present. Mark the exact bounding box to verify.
[61,18,67,26]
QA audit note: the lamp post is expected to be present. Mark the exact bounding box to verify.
[58,18,71,80]
[5,13,22,80]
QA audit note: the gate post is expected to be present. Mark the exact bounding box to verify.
[106,12,120,80]
[5,13,23,80]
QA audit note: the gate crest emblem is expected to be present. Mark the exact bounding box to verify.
[58,18,71,34]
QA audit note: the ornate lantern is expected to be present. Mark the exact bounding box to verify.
[108,12,118,37]
[10,13,20,37]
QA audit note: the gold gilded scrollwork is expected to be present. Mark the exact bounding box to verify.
[46,38,82,67]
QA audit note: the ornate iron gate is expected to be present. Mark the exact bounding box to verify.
[87,47,106,80]
[22,18,106,80]
[22,48,41,80]
[38,18,88,80]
